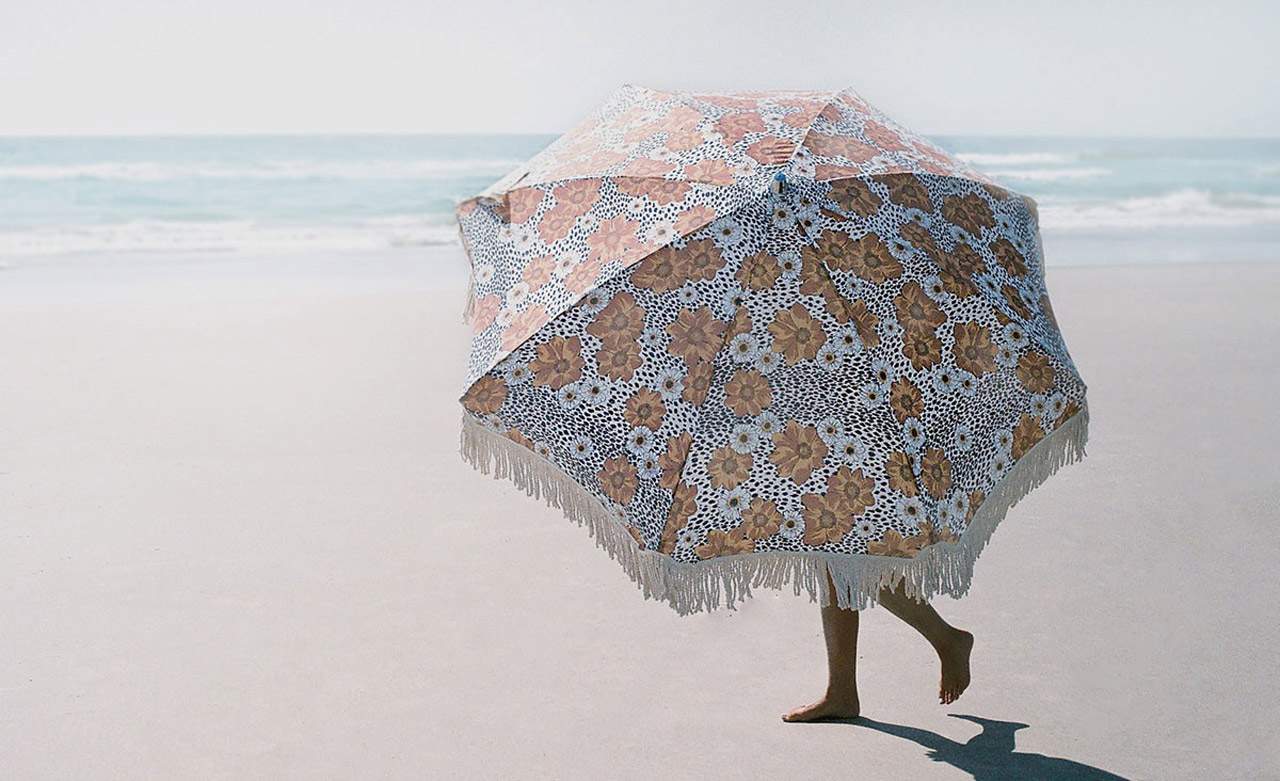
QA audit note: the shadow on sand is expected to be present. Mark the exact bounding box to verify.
[848,714,1131,780]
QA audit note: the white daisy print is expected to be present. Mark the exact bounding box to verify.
[709,217,744,249]
[557,382,584,410]
[869,357,893,388]
[817,416,846,444]
[1002,322,1030,350]
[719,487,749,518]
[779,513,804,540]
[643,219,676,246]
[583,380,612,406]
[755,350,782,374]
[626,426,656,456]
[897,495,926,524]
[637,453,662,480]
[932,366,959,394]
[861,382,886,408]
[729,423,759,454]
[570,434,595,460]
[505,281,531,308]
[902,417,926,452]
[654,368,684,401]
[728,332,759,364]
[993,428,1013,454]
[834,435,867,465]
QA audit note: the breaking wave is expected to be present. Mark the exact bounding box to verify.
[0,217,460,257]
[1038,189,1280,230]
[0,159,523,182]
[956,152,1077,166]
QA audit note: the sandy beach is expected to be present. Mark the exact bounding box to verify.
[2,249,1278,779]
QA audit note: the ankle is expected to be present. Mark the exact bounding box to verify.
[932,627,971,652]
[824,683,859,702]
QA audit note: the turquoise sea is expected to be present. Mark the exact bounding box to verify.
[1,134,1278,266]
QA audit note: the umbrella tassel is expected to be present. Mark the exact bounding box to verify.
[459,407,1088,616]
[461,270,476,325]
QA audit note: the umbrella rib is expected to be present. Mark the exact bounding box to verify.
[787,88,843,171]
[653,195,775,540]
[459,182,765,392]
[793,204,928,500]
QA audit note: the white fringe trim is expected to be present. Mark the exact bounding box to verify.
[459,408,1089,616]
[462,271,476,324]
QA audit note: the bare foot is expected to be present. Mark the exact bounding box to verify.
[937,629,974,704]
[782,692,860,722]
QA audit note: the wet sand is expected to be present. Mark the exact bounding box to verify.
[2,252,1277,779]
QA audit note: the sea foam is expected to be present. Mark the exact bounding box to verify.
[0,218,460,257]
[0,159,524,182]
[956,152,1076,166]
[1038,189,1280,230]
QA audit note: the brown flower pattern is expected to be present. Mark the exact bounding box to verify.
[801,491,855,546]
[770,421,829,485]
[885,451,919,497]
[885,175,933,211]
[1003,284,1033,320]
[531,336,584,389]
[991,238,1029,277]
[831,233,903,284]
[740,498,784,540]
[1017,352,1056,394]
[631,247,684,292]
[902,327,943,370]
[831,179,882,216]
[895,281,947,332]
[1011,413,1046,460]
[587,291,646,343]
[599,456,637,505]
[723,369,773,417]
[658,432,692,490]
[707,445,753,489]
[804,229,860,271]
[907,521,959,550]
[829,466,876,517]
[899,221,940,260]
[867,530,921,558]
[848,300,880,348]
[942,193,995,235]
[920,448,953,500]
[696,527,755,559]
[953,321,998,377]
[769,303,825,364]
[889,378,925,423]
[461,374,506,415]
[596,340,642,381]
[667,307,725,365]
[624,388,666,430]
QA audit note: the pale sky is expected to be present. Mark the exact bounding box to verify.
[2,0,1276,137]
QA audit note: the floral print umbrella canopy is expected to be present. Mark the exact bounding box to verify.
[457,86,1088,615]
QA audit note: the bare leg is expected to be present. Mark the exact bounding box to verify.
[877,579,974,704]
[782,573,861,722]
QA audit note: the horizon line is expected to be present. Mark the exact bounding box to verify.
[2,130,1279,142]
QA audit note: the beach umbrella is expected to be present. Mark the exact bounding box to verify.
[455,86,1088,615]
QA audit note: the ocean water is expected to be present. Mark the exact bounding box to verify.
[1,134,1277,266]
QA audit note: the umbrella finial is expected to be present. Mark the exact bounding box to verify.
[771,172,787,194]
